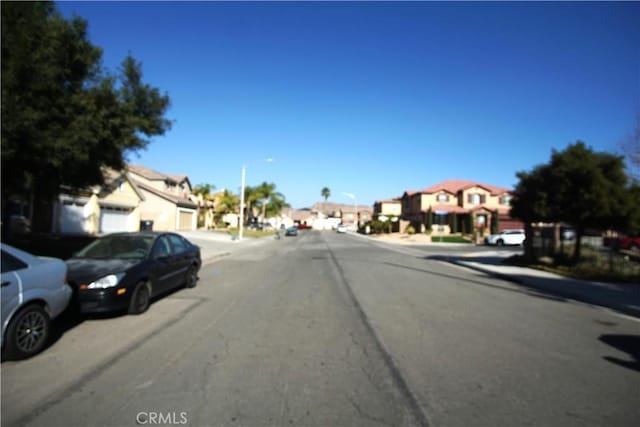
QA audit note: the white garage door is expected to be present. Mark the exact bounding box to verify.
[100,207,130,233]
[60,202,86,233]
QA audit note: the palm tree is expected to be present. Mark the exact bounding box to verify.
[254,182,290,219]
[214,190,239,225]
[321,187,331,215]
[193,183,216,228]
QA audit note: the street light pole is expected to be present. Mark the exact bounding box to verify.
[342,192,357,231]
[238,158,273,242]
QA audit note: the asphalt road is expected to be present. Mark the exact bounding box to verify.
[2,231,639,427]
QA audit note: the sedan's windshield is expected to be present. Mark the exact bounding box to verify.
[75,235,155,260]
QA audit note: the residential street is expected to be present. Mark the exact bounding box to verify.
[2,231,639,427]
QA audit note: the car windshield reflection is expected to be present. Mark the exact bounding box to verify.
[75,235,154,260]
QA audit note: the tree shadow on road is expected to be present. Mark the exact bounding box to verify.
[599,334,640,373]
[383,258,569,304]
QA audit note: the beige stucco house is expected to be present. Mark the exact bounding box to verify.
[401,180,522,235]
[127,164,198,232]
[53,169,144,234]
[373,198,402,218]
[52,165,198,234]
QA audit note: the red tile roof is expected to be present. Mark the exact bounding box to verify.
[418,180,512,195]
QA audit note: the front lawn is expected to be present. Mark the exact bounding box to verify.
[431,235,473,244]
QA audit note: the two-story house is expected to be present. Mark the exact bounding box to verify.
[401,180,522,234]
[52,165,198,234]
[127,164,198,232]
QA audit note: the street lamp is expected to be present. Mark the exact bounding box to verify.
[342,192,357,231]
[239,158,273,241]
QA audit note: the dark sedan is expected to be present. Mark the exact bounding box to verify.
[66,232,201,315]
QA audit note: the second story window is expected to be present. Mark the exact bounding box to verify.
[468,193,486,204]
[437,193,449,203]
[500,195,511,205]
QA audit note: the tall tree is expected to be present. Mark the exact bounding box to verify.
[214,190,240,225]
[1,2,171,230]
[512,141,634,262]
[547,142,629,260]
[510,164,553,261]
[253,182,290,219]
[321,187,331,214]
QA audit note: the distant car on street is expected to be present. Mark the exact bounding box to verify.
[485,229,526,246]
[285,226,298,236]
[1,243,72,360]
[66,232,201,315]
[337,224,348,233]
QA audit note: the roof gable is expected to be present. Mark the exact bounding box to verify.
[420,180,512,196]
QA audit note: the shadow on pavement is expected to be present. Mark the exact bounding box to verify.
[599,334,640,373]
[384,259,569,303]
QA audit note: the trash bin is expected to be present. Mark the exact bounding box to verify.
[140,220,153,231]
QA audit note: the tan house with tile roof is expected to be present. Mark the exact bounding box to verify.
[401,180,522,235]
[53,169,145,234]
[127,164,198,231]
[52,165,198,234]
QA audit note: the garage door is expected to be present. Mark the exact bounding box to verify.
[178,211,194,230]
[100,207,130,233]
[60,202,85,233]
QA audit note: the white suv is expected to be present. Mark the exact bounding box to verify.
[485,229,526,246]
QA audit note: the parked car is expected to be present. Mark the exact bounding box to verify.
[618,236,640,251]
[1,243,72,359]
[485,229,526,246]
[65,232,201,315]
[285,226,298,236]
[337,224,348,233]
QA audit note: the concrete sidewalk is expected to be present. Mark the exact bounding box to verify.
[178,230,275,265]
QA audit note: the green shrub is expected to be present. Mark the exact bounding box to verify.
[406,225,416,235]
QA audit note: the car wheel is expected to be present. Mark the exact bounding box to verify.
[4,304,50,360]
[185,264,199,288]
[128,282,150,315]
[497,239,504,246]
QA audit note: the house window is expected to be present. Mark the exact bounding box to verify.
[468,194,486,205]
[501,195,511,205]
[437,193,449,203]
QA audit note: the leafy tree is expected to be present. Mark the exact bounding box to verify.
[193,183,215,198]
[252,182,290,219]
[512,141,635,262]
[214,190,239,225]
[1,2,171,230]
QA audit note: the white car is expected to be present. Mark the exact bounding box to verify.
[336,224,348,233]
[485,229,526,246]
[1,244,72,359]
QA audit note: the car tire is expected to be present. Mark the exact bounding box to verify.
[185,265,198,289]
[128,282,150,315]
[4,304,50,360]
[497,239,504,247]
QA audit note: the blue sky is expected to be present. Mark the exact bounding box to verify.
[58,1,640,208]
